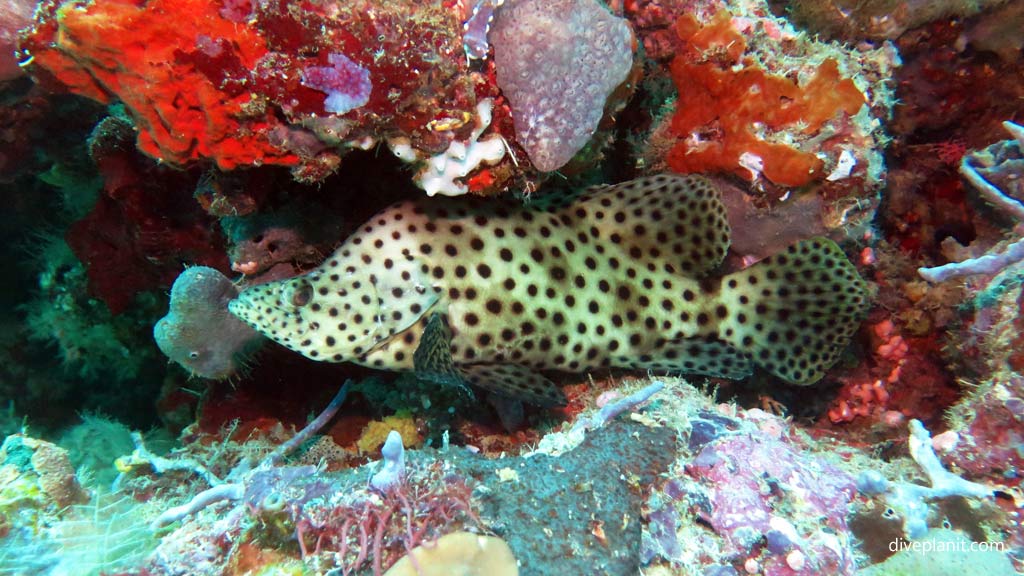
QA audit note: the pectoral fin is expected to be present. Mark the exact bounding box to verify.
[413,313,470,393]
[414,314,565,407]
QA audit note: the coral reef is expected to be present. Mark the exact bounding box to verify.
[666,10,866,188]
[56,413,135,488]
[787,0,1010,41]
[857,420,994,538]
[69,114,230,314]
[638,399,860,574]
[3,372,1022,574]
[825,317,958,427]
[0,434,87,513]
[5,0,1024,573]
[918,122,1024,283]
[14,0,505,189]
[23,0,296,170]
[20,0,643,189]
[24,237,159,382]
[21,0,481,181]
[43,492,158,575]
[638,0,895,253]
[389,98,507,197]
[0,429,159,574]
[140,380,674,575]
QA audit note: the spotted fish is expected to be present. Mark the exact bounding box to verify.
[228,175,870,406]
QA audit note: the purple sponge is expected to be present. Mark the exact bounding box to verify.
[490,0,633,172]
[301,53,372,115]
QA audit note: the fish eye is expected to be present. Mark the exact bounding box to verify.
[288,279,314,308]
[288,280,311,307]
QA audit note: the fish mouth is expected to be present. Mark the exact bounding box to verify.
[228,295,314,352]
[226,296,257,326]
[227,293,281,333]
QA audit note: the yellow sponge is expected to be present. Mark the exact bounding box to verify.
[384,532,518,576]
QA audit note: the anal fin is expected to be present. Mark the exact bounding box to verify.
[460,364,566,407]
[630,336,753,380]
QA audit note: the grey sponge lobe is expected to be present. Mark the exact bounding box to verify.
[154,267,262,379]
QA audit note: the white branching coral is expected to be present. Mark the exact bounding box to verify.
[918,121,1024,283]
[856,419,993,538]
[389,98,505,197]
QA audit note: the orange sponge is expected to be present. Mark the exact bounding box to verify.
[26,0,297,170]
[667,11,865,187]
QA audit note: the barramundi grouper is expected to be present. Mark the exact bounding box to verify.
[228,174,870,406]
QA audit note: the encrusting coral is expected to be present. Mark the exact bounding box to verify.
[666,10,866,188]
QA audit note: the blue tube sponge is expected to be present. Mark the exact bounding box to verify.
[154,267,262,379]
[370,430,406,492]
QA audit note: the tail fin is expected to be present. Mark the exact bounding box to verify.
[717,238,871,385]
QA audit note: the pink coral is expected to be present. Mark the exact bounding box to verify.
[691,434,856,574]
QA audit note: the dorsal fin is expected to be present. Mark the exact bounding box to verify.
[567,174,731,277]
